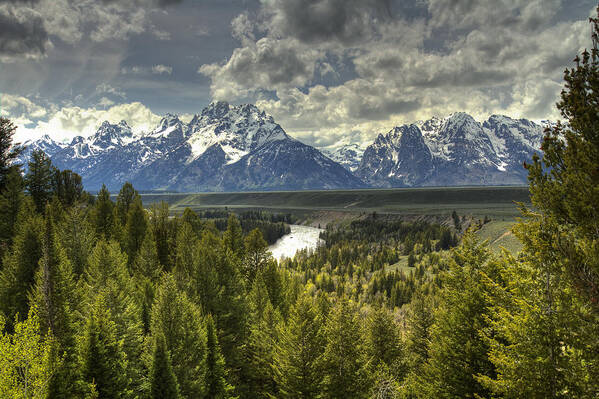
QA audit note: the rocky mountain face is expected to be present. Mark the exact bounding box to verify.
[19,107,545,191]
[20,102,365,192]
[321,143,366,172]
[356,113,545,187]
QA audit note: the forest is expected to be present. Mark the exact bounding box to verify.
[1,9,599,399]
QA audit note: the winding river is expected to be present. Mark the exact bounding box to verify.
[269,225,324,261]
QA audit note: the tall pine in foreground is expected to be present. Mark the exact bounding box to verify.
[150,333,180,399]
[0,117,23,191]
[205,315,235,399]
[79,295,129,399]
[477,7,599,398]
[30,206,81,398]
[417,234,498,399]
[273,294,324,399]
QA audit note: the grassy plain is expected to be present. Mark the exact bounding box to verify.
[140,185,530,219]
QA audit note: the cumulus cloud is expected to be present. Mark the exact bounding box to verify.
[151,64,173,75]
[4,94,163,142]
[198,0,592,147]
[0,4,49,60]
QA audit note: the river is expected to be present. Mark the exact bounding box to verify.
[269,225,324,261]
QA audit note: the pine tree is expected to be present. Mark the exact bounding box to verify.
[52,169,83,207]
[115,182,139,226]
[223,214,245,259]
[0,202,42,331]
[417,234,497,398]
[0,117,24,191]
[205,315,235,399]
[79,294,129,399]
[24,150,54,213]
[150,333,181,399]
[56,206,95,277]
[151,275,207,399]
[29,209,81,399]
[273,294,324,399]
[133,231,162,283]
[84,239,146,398]
[243,228,270,284]
[364,306,404,378]
[244,296,282,398]
[524,6,599,310]
[149,201,171,270]
[91,184,115,240]
[174,221,199,293]
[321,299,369,399]
[0,167,24,255]
[124,196,148,268]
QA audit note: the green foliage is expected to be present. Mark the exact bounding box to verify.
[150,333,181,399]
[151,275,207,399]
[52,169,83,207]
[0,117,23,191]
[79,295,128,399]
[25,150,54,213]
[205,315,235,399]
[124,196,148,268]
[223,213,245,259]
[0,167,24,253]
[321,299,369,399]
[243,228,270,284]
[417,234,497,398]
[91,185,115,239]
[0,307,54,399]
[115,182,139,226]
[0,204,42,331]
[273,294,324,399]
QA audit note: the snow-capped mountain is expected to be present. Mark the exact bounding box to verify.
[24,102,365,192]
[18,134,68,166]
[320,143,366,172]
[356,113,545,187]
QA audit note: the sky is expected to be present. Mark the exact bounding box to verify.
[0,0,596,148]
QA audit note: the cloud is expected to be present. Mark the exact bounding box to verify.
[151,64,173,75]
[4,95,163,142]
[199,37,324,99]
[0,4,49,59]
[95,83,126,99]
[262,0,392,46]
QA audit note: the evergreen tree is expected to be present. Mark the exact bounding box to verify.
[244,295,282,398]
[223,214,245,259]
[84,239,146,398]
[133,231,162,283]
[174,221,199,293]
[273,294,324,399]
[115,182,139,226]
[205,315,234,399]
[24,150,54,213]
[79,295,128,399]
[52,169,83,207]
[29,208,81,398]
[524,6,599,310]
[243,228,270,284]
[151,275,207,399]
[0,117,23,191]
[364,306,404,378]
[150,201,171,270]
[91,184,115,240]
[124,196,148,268]
[56,206,95,277]
[0,167,24,255]
[150,333,181,399]
[417,234,497,398]
[321,299,369,399]
[0,202,42,331]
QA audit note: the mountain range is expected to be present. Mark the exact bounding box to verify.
[18,102,546,192]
